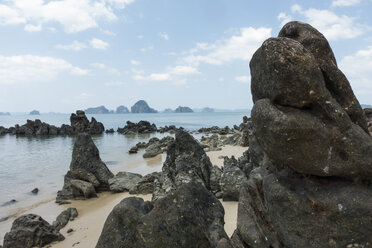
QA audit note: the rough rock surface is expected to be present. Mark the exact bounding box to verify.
[143,142,163,158]
[232,21,372,248]
[57,134,113,201]
[250,36,372,180]
[152,130,213,201]
[108,172,143,192]
[96,181,229,248]
[365,108,372,134]
[53,208,78,231]
[220,163,248,201]
[117,120,157,134]
[3,214,64,248]
[129,172,161,194]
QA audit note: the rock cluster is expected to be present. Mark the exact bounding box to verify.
[232,21,372,248]
[117,120,157,134]
[96,182,230,248]
[56,134,114,201]
[0,110,105,136]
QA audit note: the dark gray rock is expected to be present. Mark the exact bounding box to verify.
[53,208,78,231]
[220,163,248,201]
[70,180,97,198]
[70,134,113,190]
[3,214,64,248]
[250,36,372,180]
[96,181,229,248]
[210,165,222,196]
[143,142,163,158]
[105,128,115,133]
[31,188,39,194]
[117,120,157,134]
[278,21,368,132]
[128,146,138,154]
[129,172,161,195]
[153,130,213,200]
[108,172,143,193]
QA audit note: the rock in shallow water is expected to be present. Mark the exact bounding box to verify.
[96,181,229,248]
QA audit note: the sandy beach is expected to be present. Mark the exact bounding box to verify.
[0,145,246,247]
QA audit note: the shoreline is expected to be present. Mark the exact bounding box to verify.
[0,145,246,245]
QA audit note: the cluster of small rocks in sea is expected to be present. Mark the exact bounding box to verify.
[0,110,104,136]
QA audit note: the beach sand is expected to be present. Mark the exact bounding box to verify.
[0,145,247,246]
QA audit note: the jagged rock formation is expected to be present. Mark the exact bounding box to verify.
[152,130,215,201]
[0,110,105,136]
[232,21,372,248]
[56,134,113,201]
[117,120,157,134]
[3,214,65,248]
[96,182,230,248]
[131,100,157,113]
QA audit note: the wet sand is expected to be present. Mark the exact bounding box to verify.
[0,145,246,246]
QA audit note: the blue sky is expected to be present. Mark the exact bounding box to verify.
[0,0,371,112]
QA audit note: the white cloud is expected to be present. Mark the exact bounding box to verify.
[168,66,200,75]
[133,73,170,82]
[91,63,106,69]
[90,38,109,50]
[55,41,88,51]
[339,46,372,99]
[0,0,136,33]
[290,4,364,40]
[277,12,292,27]
[105,81,127,86]
[159,32,169,40]
[182,27,272,66]
[0,55,88,84]
[332,0,360,7]
[24,23,42,32]
[140,45,154,53]
[131,60,141,65]
[91,62,120,76]
[235,75,251,83]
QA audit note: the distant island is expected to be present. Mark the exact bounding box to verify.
[29,110,40,115]
[116,105,129,114]
[131,100,157,113]
[163,108,174,113]
[85,106,110,114]
[201,107,214,113]
[0,112,10,116]
[361,104,372,109]
[175,106,194,113]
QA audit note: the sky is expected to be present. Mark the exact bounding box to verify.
[0,0,372,113]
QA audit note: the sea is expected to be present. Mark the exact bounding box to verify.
[0,112,249,221]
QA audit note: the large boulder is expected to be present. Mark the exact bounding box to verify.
[250,36,372,180]
[70,133,114,190]
[117,120,157,134]
[69,110,105,134]
[3,214,64,248]
[96,181,229,248]
[231,21,372,248]
[129,172,161,195]
[152,130,213,200]
[53,208,78,231]
[108,172,143,193]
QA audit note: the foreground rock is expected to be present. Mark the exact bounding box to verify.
[129,172,161,194]
[231,21,372,248]
[53,208,78,231]
[96,181,229,248]
[57,134,113,201]
[3,214,64,248]
[152,130,214,200]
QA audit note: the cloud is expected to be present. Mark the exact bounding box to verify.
[131,60,141,65]
[159,32,169,40]
[331,0,361,7]
[0,54,88,84]
[289,4,364,40]
[133,73,170,81]
[90,38,109,50]
[91,62,120,75]
[182,27,272,66]
[140,45,154,53]
[168,66,200,75]
[24,23,42,32]
[339,46,372,100]
[55,41,88,51]
[235,75,251,83]
[277,12,293,27]
[0,0,136,33]
[105,81,127,86]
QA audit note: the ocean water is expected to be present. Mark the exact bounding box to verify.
[0,112,249,220]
